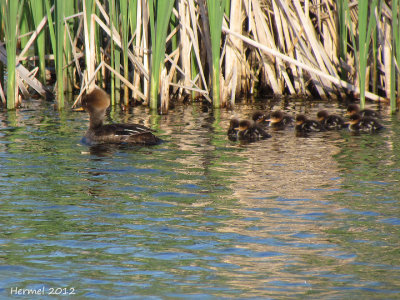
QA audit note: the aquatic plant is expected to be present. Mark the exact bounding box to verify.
[206,0,225,108]
[1,0,22,109]
[148,0,174,110]
[0,1,398,113]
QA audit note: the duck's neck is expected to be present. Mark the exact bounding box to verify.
[89,112,105,129]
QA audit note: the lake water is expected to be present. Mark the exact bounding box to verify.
[0,98,399,299]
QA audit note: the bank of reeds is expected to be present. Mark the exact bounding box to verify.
[0,0,399,113]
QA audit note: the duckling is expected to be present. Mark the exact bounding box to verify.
[317,110,346,130]
[238,119,271,141]
[346,104,379,118]
[79,88,161,145]
[295,114,325,133]
[347,113,384,133]
[267,110,293,130]
[252,111,268,124]
[227,118,240,141]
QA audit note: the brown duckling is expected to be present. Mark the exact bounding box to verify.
[252,111,268,124]
[238,119,271,141]
[267,111,293,130]
[80,88,161,145]
[346,104,379,118]
[295,114,324,133]
[227,118,240,141]
[347,113,384,133]
[317,110,346,130]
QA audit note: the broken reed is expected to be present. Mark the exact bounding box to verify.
[0,1,399,112]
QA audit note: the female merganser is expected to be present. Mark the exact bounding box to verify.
[80,88,161,145]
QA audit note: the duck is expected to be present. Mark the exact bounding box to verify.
[227,118,240,141]
[346,104,379,118]
[79,87,161,145]
[316,110,346,130]
[252,111,268,124]
[347,113,384,133]
[295,114,324,133]
[267,110,293,130]
[238,119,271,141]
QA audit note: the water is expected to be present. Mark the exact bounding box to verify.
[0,98,399,299]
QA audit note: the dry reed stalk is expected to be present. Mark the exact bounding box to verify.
[178,0,192,95]
[249,0,281,94]
[225,0,243,97]
[222,26,383,102]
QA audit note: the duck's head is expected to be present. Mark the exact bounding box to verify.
[229,118,240,130]
[268,111,284,124]
[252,111,267,123]
[295,114,307,125]
[81,88,110,115]
[239,120,253,131]
[348,113,362,125]
[346,104,360,116]
[316,110,329,122]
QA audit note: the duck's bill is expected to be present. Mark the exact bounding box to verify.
[73,107,85,112]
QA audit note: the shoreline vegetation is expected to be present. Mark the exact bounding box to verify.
[0,0,399,113]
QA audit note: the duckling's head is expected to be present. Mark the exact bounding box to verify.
[239,120,253,131]
[229,118,240,129]
[348,113,362,125]
[81,88,110,115]
[252,111,266,123]
[346,104,360,116]
[295,114,308,125]
[316,110,329,122]
[269,111,284,123]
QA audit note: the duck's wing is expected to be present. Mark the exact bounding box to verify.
[97,124,161,145]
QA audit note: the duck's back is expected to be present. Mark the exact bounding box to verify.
[86,124,161,145]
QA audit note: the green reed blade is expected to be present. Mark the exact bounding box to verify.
[207,0,225,108]
[120,0,130,105]
[44,0,56,56]
[64,0,76,92]
[55,0,66,108]
[110,0,121,104]
[148,0,174,110]
[2,0,23,109]
[30,0,46,83]
[391,0,400,113]
[358,0,378,109]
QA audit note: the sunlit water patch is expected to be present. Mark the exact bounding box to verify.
[0,100,399,299]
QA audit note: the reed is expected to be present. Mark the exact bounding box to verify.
[1,0,400,112]
[1,0,21,109]
[53,0,66,108]
[110,0,121,104]
[120,0,130,105]
[0,7,4,103]
[357,0,378,109]
[206,0,225,108]
[337,0,348,81]
[148,0,174,110]
[391,0,400,113]
[30,0,46,83]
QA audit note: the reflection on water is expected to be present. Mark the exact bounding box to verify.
[0,99,399,298]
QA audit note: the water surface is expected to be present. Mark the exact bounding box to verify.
[0,99,399,299]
